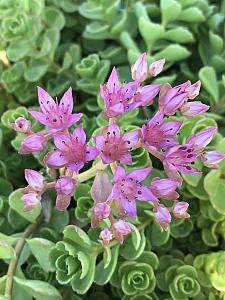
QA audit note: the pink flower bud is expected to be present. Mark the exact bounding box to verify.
[21,193,40,211]
[55,176,76,196]
[185,80,201,99]
[113,220,131,235]
[131,52,148,82]
[56,194,71,211]
[150,177,180,200]
[154,205,171,231]
[180,101,209,118]
[99,228,113,246]
[19,133,47,154]
[25,169,45,192]
[201,151,225,169]
[187,127,217,150]
[173,202,190,218]
[149,58,165,77]
[93,202,111,219]
[12,117,31,133]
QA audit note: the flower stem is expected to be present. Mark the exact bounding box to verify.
[4,215,43,299]
[77,160,107,183]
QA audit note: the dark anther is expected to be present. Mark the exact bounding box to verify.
[107,132,110,135]
[53,119,57,122]
[187,149,192,153]
[113,131,116,135]
[127,141,130,144]
[187,154,193,158]
[86,151,90,154]
[62,141,65,144]
[186,166,192,170]
[191,162,195,164]
[180,146,187,150]
[105,141,108,144]
[138,191,142,195]
[167,140,170,142]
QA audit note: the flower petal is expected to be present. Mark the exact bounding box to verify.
[37,86,55,114]
[67,161,84,172]
[59,86,73,114]
[137,186,159,202]
[94,135,105,150]
[187,127,217,150]
[67,113,83,127]
[119,153,132,164]
[122,199,137,219]
[107,123,120,137]
[129,167,152,182]
[160,121,182,135]
[114,166,126,182]
[72,124,86,145]
[46,151,68,168]
[112,183,120,199]
[107,67,121,92]
[123,130,140,147]
[53,134,71,150]
[29,111,51,126]
[86,146,99,161]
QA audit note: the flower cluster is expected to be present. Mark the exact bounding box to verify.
[12,53,225,245]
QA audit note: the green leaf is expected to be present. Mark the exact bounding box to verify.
[160,0,181,25]
[9,189,41,223]
[154,44,190,62]
[0,240,15,259]
[103,246,111,269]
[164,27,194,43]
[63,225,91,248]
[94,245,120,285]
[199,66,219,105]
[120,230,146,260]
[27,238,55,272]
[44,7,65,30]
[24,59,49,82]
[128,223,141,251]
[178,7,205,22]
[7,41,30,61]
[209,31,223,54]
[13,277,62,300]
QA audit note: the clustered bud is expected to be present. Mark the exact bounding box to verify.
[12,53,225,245]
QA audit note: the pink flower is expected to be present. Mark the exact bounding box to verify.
[113,220,131,235]
[29,87,82,133]
[149,58,165,77]
[94,123,139,165]
[12,117,31,133]
[200,151,225,169]
[163,144,201,177]
[154,205,171,230]
[131,52,148,82]
[141,110,182,149]
[186,127,216,150]
[99,228,113,246]
[56,194,71,211]
[93,202,111,219]
[55,176,76,196]
[173,202,190,218]
[100,67,141,118]
[46,124,99,172]
[19,133,47,154]
[136,84,161,106]
[21,193,40,212]
[24,169,45,192]
[149,177,180,200]
[180,101,209,118]
[112,166,158,219]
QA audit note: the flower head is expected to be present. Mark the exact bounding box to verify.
[24,169,45,192]
[29,87,82,133]
[112,166,158,219]
[46,124,99,172]
[131,52,148,82]
[100,67,141,118]
[200,151,225,169]
[154,205,171,230]
[149,177,180,200]
[12,117,31,133]
[19,133,47,154]
[94,123,139,165]
[55,176,76,196]
[21,193,40,212]
[149,58,165,77]
[173,202,190,219]
[141,110,182,149]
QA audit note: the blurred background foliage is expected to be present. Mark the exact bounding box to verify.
[1,0,225,299]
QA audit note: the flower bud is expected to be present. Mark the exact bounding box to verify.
[149,58,165,77]
[113,220,131,235]
[55,176,76,196]
[150,177,180,200]
[185,80,201,99]
[131,52,148,82]
[25,169,45,192]
[173,202,190,218]
[180,101,209,118]
[154,205,171,231]
[19,133,46,154]
[201,151,225,169]
[93,202,111,219]
[187,127,216,150]
[99,228,113,246]
[55,194,71,211]
[12,117,31,133]
[21,193,40,211]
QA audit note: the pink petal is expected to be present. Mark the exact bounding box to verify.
[107,67,121,93]
[67,161,84,172]
[53,134,71,150]
[176,165,201,174]
[67,113,83,127]
[122,199,137,219]
[147,110,164,127]
[187,127,217,150]
[105,103,124,117]
[86,146,99,161]
[72,124,86,145]
[123,130,140,148]
[185,80,201,99]
[37,86,55,114]
[91,171,112,203]
[112,183,120,199]
[160,121,182,135]
[149,58,165,77]
[25,169,45,191]
[164,93,188,116]
[59,87,73,114]
[107,123,120,137]
[180,101,209,118]
[119,153,132,164]
[114,166,126,182]
[131,52,148,82]
[29,111,51,126]
[122,81,138,99]
[129,167,152,182]
[101,153,113,164]
[56,194,71,211]
[137,186,159,202]
[138,84,161,106]
[46,151,68,168]
[94,135,105,150]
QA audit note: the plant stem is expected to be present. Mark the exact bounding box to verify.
[4,215,43,299]
[76,160,107,182]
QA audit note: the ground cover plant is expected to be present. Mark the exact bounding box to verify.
[1,1,225,299]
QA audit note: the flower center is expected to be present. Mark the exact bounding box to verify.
[118,177,140,201]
